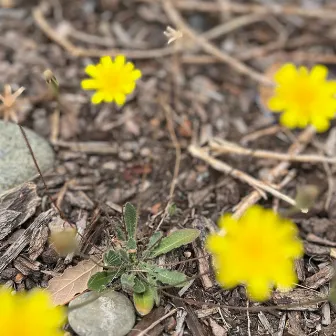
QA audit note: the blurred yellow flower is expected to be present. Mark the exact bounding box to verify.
[81,55,142,105]
[0,288,66,335]
[267,63,336,132]
[206,206,303,301]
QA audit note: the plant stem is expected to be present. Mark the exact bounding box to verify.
[17,123,64,218]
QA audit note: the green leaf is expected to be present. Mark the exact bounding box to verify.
[119,249,130,262]
[124,203,137,239]
[168,203,177,217]
[88,271,119,292]
[126,237,137,251]
[104,250,122,266]
[116,223,126,242]
[151,286,160,306]
[146,232,163,251]
[133,285,155,316]
[150,229,200,258]
[121,273,136,292]
[152,268,187,286]
[133,276,146,293]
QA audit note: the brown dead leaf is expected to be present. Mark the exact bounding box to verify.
[47,259,102,306]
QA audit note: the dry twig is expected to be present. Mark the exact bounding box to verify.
[233,126,316,218]
[32,6,176,59]
[156,99,181,231]
[162,0,272,86]
[210,138,336,164]
[188,144,299,208]
[138,0,336,19]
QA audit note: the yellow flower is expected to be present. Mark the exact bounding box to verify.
[206,206,303,301]
[0,288,66,335]
[267,63,336,132]
[81,55,142,105]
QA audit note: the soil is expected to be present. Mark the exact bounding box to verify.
[1,0,336,335]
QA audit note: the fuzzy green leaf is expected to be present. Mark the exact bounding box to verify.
[150,229,200,257]
[151,286,160,306]
[168,203,177,217]
[104,250,122,266]
[88,271,118,292]
[133,285,155,316]
[146,231,163,251]
[115,223,126,242]
[152,268,187,286]
[124,203,137,239]
[126,237,137,251]
[119,249,130,262]
[120,273,136,292]
[133,276,146,293]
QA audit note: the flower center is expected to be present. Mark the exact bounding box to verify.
[103,69,121,90]
[245,240,264,259]
[291,81,316,112]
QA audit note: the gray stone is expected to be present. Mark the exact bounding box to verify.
[68,290,136,336]
[0,121,54,194]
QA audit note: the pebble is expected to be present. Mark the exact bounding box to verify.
[0,121,54,194]
[68,290,136,336]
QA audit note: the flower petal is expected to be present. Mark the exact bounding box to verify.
[274,63,297,85]
[91,91,105,104]
[311,115,330,132]
[310,65,328,82]
[279,110,299,128]
[114,93,126,106]
[114,55,126,68]
[246,278,271,302]
[131,69,142,80]
[84,64,99,77]
[100,56,113,67]
[81,79,99,90]
[123,82,136,94]
[267,96,285,111]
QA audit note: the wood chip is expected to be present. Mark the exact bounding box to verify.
[0,182,40,240]
[209,318,228,336]
[13,255,41,275]
[28,225,49,260]
[303,265,335,289]
[272,288,325,311]
[0,209,54,273]
[128,307,165,336]
[287,312,306,336]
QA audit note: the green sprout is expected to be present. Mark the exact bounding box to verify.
[87,202,200,315]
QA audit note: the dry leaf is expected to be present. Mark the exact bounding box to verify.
[47,259,102,305]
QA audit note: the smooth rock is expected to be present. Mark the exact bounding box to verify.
[0,121,54,194]
[68,290,136,336]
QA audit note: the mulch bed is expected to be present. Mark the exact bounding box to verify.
[1,0,336,335]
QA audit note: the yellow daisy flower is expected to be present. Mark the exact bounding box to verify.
[206,206,303,301]
[0,288,66,335]
[81,55,142,105]
[267,63,336,132]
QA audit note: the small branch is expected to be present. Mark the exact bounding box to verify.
[32,5,176,59]
[162,290,327,312]
[138,0,336,20]
[210,138,336,164]
[189,144,299,209]
[17,124,64,218]
[232,126,316,218]
[136,308,180,336]
[161,0,272,86]
[156,99,181,231]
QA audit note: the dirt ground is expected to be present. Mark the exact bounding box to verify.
[1,0,336,335]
